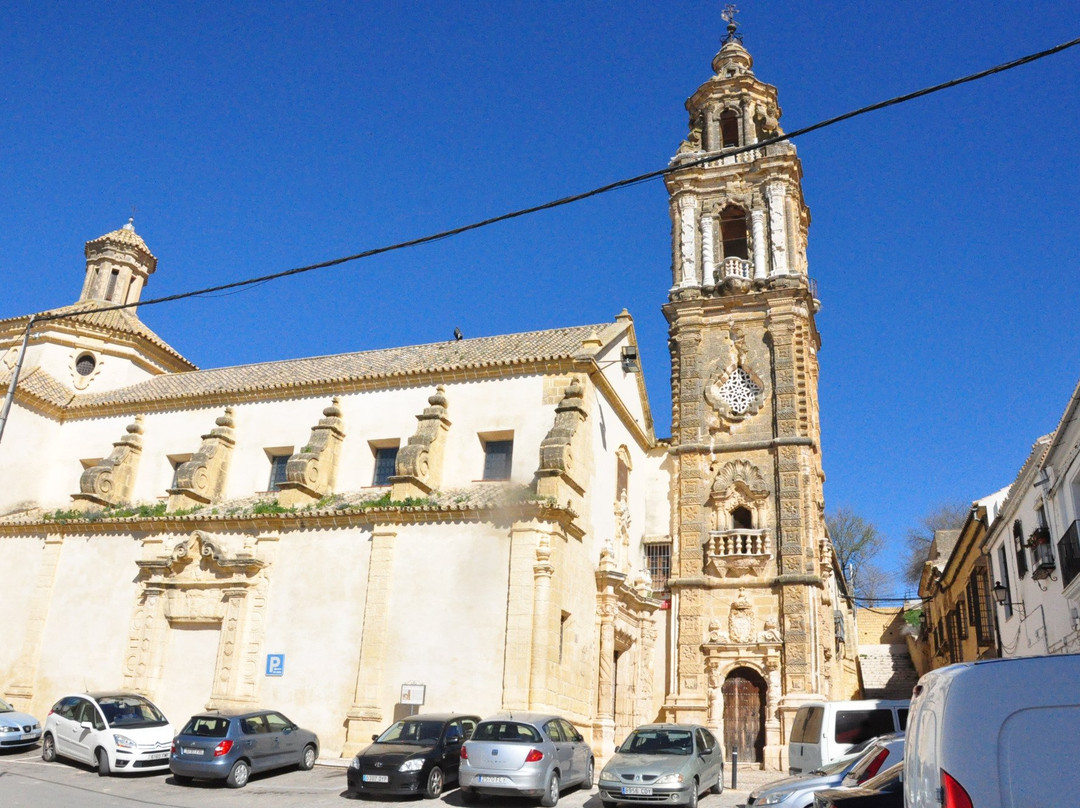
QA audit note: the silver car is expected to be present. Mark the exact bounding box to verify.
[459,713,594,806]
[598,724,724,808]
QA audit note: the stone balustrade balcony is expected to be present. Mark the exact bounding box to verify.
[708,529,771,557]
[716,256,752,281]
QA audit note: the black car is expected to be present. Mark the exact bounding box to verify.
[347,714,480,799]
[813,762,904,808]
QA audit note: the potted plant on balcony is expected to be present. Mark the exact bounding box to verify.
[1028,526,1057,580]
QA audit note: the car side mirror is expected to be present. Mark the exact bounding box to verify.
[372,733,379,741]
[447,736,461,745]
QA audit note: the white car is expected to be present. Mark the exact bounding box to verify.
[0,697,42,749]
[42,692,173,775]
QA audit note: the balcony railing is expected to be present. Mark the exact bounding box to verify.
[708,529,771,557]
[716,256,752,281]
[1058,520,1080,588]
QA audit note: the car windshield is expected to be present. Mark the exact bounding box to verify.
[97,696,167,728]
[180,716,230,738]
[0,699,12,713]
[471,721,543,743]
[376,720,444,744]
[619,729,694,755]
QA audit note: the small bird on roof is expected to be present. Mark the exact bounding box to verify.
[454,328,463,341]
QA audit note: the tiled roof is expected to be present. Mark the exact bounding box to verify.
[0,300,194,367]
[85,225,157,260]
[61,321,625,411]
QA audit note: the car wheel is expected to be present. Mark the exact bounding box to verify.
[424,766,444,799]
[96,748,110,777]
[227,759,251,788]
[540,771,560,807]
[686,778,698,808]
[712,764,724,795]
[460,786,480,804]
[41,733,56,762]
[300,743,317,771]
[581,758,594,790]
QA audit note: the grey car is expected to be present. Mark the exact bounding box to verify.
[598,724,724,808]
[0,697,42,749]
[458,713,594,806]
[169,709,318,788]
[743,736,886,807]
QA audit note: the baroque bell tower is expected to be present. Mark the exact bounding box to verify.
[661,12,840,769]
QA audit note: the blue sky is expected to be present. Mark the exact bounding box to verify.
[3,2,1078,593]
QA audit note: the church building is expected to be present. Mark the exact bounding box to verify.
[0,22,855,769]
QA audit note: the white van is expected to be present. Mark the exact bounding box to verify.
[787,699,908,774]
[905,654,1080,808]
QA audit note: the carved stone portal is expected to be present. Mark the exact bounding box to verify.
[124,531,275,710]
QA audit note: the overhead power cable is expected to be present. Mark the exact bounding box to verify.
[21,33,1080,328]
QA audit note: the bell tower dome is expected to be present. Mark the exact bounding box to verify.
[661,10,837,770]
[79,218,157,309]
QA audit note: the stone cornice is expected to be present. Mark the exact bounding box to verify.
[0,500,582,537]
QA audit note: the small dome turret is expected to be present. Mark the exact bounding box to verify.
[79,218,157,308]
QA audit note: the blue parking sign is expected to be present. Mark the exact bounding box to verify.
[266,654,285,676]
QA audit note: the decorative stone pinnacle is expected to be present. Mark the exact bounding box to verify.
[721,4,742,44]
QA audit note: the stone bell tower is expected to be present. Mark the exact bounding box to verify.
[661,13,838,769]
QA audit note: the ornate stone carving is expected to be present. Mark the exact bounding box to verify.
[168,408,236,510]
[728,588,755,643]
[278,398,346,507]
[757,617,782,643]
[390,387,450,499]
[72,416,144,509]
[536,377,587,498]
[704,332,766,431]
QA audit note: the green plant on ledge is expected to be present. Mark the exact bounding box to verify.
[250,500,296,515]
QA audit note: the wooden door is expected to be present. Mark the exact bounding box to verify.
[722,668,765,762]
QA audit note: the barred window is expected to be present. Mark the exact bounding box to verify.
[1013,520,1028,579]
[482,439,514,480]
[645,543,671,591]
[267,454,290,491]
[372,446,399,486]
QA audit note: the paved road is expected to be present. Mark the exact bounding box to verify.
[0,746,781,808]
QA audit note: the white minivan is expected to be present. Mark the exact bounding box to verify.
[905,654,1080,808]
[787,699,908,774]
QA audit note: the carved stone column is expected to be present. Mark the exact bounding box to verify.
[751,209,767,279]
[706,660,724,741]
[700,215,715,286]
[344,526,397,754]
[528,534,554,710]
[677,195,699,288]
[4,534,63,709]
[766,183,789,276]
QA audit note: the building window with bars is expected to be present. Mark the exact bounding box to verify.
[482,438,514,481]
[645,542,671,591]
[267,454,290,491]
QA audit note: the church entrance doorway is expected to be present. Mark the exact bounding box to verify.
[722,667,765,763]
[156,623,220,726]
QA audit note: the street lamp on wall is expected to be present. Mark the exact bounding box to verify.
[992,580,1025,617]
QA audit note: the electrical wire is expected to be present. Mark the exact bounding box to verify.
[19,32,1080,329]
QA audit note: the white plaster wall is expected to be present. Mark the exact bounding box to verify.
[0,405,72,511]
[31,534,142,715]
[380,522,511,720]
[22,335,163,393]
[258,526,373,754]
[0,537,44,682]
[593,332,652,434]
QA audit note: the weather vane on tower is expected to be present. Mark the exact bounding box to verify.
[721,4,742,44]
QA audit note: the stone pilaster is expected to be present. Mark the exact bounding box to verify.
[344,526,397,755]
[529,533,554,710]
[4,534,63,710]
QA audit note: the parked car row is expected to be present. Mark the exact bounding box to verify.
[33,691,317,789]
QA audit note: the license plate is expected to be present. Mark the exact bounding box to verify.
[23,734,40,741]
[145,752,169,760]
[622,787,654,795]
[477,775,512,784]
[363,774,389,783]
[183,747,205,756]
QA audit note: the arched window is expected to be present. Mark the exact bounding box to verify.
[720,206,749,259]
[731,506,753,530]
[720,109,741,148]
